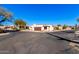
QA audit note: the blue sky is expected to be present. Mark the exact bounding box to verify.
[0,4,79,26]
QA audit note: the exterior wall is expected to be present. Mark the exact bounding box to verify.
[29,27,33,30]
[31,24,43,31]
[31,26,34,31]
[41,27,44,31]
[59,26,63,30]
[50,26,54,31]
[47,27,50,31]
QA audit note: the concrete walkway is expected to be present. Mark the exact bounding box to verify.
[0,33,10,36]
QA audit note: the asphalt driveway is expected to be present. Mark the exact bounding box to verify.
[0,31,78,54]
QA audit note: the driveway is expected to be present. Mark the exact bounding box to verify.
[0,31,78,54]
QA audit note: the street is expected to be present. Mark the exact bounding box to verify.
[0,31,78,54]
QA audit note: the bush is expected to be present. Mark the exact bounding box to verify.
[72,27,75,30]
[0,29,4,33]
[11,27,17,30]
[63,25,68,29]
[54,27,59,30]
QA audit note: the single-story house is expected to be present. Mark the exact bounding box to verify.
[0,26,5,30]
[30,24,54,31]
[4,25,16,30]
[65,26,72,30]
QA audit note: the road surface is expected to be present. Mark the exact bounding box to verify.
[0,31,78,54]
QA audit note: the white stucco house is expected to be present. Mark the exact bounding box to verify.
[30,24,54,31]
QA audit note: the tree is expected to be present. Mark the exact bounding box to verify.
[56,24,62,30]
[0,7,13,33]
[63,24,68,29]
[57,24,61,27]
[14,19,26,30]
[54,27,59,30]
[0,7,13,23]
[0,23,3,26]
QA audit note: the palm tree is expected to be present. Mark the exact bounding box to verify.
[14,19,26,30]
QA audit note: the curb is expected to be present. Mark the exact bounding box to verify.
[47,33,79,44]
[0,33,10,36]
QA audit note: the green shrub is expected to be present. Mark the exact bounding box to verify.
[54,27,59,30]
[63,25,68,29]
[0,29,4,33]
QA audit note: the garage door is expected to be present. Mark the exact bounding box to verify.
[34,27,41,31]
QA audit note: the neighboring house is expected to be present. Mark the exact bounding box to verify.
[0,24,73,31]
[15,25,30,30]
[0,26,5,30]
[16,25,26,29]
[58,26,63,30]
[26,26,29,29]
[4,25,16,30]
[54,26,72,31]
[65,26,72,30]
[54,26,63,30]
[31,24,54,31]
[0,25,30,30]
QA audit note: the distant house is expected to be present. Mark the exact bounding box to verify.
[54,26,63,30]
[0,25,30,30]
[65,26,72,30]
[26,26,29,29]
[4,25,16,30]
[0,26,5,29]
[30,24,54,31]
[58,26,63,30]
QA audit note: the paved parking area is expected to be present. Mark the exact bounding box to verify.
[0,31,78,54]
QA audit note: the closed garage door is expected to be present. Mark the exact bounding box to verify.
[34,27,41,31]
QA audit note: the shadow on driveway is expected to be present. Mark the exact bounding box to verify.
[46,32,79,44]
